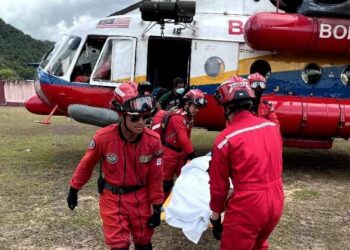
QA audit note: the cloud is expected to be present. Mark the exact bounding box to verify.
[0,0,138,41]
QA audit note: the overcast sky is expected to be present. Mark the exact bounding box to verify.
[0,0,138,41]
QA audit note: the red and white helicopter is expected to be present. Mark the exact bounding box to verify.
[25,0,350,149]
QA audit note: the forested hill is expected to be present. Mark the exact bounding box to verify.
[0,18,53,80]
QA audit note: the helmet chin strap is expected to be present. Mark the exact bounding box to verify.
[184,102,192,118]
[224,106,232,121]
[252,91,262,113]
[255,91,263,102]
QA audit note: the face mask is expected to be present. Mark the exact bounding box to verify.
[176,88,185,95]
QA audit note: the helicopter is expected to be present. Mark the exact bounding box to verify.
[25,0,350,149]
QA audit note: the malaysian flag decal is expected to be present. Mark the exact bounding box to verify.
[97,17,131,29]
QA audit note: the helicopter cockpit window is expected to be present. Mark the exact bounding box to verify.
[204,57,225,77]
[302,63,322,84]
[48,36,81,77]
[71,36,107,83]
[341,65,350,86]
[92,39,112,82]
[40,35,67,70]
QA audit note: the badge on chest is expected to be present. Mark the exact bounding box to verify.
[139,154,153,163]
[106,153,118,164]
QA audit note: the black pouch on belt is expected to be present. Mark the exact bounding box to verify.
[97,160,105,194]
[98,176,105,194]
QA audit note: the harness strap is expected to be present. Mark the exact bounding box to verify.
[163,141,182,152]
[104,181,142,195]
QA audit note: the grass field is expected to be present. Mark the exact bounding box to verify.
[0,107,350,250]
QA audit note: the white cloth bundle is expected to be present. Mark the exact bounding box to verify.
[165,155,212,244]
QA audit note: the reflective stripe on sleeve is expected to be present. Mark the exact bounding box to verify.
[217,121,277,149]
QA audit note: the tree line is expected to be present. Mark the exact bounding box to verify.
[0,18,53,81]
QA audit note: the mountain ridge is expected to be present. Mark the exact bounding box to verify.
[0,18,53,80]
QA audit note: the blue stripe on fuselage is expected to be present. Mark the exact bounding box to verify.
[38,70,96,88]
[39,66,350,98]
[195,66,350,99]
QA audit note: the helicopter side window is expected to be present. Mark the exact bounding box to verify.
[341,65,350,86]
[205,57,225,77]
[91,37,136,86]
[302,63,322,84]
[250,60,271,79]
[93,40,112,82]
[48,36,81,77]
[71,36,107,83]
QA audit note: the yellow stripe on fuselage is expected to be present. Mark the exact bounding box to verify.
[238,53,350,75]
[130,54,348,87]
[190,70,238,86]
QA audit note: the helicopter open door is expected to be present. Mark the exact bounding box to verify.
[147,37,192,89]
[91,37,136,87]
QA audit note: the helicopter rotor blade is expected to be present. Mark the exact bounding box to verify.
[108,0,146,17]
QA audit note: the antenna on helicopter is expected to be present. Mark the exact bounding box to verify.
[108,0,146,17]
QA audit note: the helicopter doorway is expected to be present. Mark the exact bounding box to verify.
[147,37,191,90]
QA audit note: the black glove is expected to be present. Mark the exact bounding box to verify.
[210,216,222,240]
[67,187,79,210]
[147,204,162,228]
[186,151,196,161]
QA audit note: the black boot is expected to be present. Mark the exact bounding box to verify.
[134,242,152,250]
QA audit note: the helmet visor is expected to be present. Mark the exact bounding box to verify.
[125,95,155,113]
[251,81,266,89]
[194,97,207,107]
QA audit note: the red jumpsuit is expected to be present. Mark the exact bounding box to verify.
[258,99,280,127]
[162,109,193,178]
[159,109,193,199]
[209,110,284,250]
[70,124,163,249]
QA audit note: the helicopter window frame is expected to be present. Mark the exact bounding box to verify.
[341,65,350,86]
[250,60,271,79]
[71,36,108,84]
[90,36,136,87]
[40,35,68,72]
[204,56,225,78]
[190,39,239,84]
[301,63,323,85]
[91,39,113,83]
[46,35,82,77]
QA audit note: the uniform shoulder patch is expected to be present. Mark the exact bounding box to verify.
[88,139,96,150]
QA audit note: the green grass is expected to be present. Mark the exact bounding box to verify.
[292,189,321,200]
[0,107,350,249]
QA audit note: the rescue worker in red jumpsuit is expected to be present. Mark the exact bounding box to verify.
[67,81,164,250]
[209,76,284,250]
[154,89,207,201]
[248,73,280,126]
